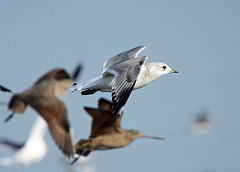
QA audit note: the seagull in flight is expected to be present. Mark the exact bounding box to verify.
[70,46,178,117]
[0,116,48,169]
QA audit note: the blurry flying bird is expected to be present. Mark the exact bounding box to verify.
[73,98,164,161]
[191,110,213,135]
[70,46,178,117]
[0,62,83,157]
[0,116,48,169]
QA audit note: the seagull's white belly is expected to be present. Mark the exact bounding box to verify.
[134,76,150,90]
[100,65,154,92]
[134,65,153,90]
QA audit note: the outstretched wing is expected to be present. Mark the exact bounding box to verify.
[102,46,145,73]
[0,85,12,93]
[0,138,24,152]
[105,56,148,116]
[29,97,73,157]
[71,61,84,81]
[98,97,112,111]
[34,68,71,85]
[84,107,122,138]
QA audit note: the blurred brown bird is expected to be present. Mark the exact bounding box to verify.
[1,63,83,157]
[74,98,164,158]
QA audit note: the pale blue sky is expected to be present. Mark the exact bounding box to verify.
[0,1,240,172]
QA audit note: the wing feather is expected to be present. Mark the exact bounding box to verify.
[102,46,145,73]
[0,138,24,151]
[29,97,73,157]
[34,68,70,85]
[105,56,148,116]
[84,107,122,138]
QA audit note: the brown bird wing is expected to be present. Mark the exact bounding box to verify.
[84,107,122,138]
[29,97,73,157]
[34,68,71,85]
[98,98,112,111]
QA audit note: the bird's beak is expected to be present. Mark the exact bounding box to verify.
[141,134,165,140]
[170,69,178,73]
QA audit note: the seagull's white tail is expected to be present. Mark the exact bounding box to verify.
[69,75,102,93]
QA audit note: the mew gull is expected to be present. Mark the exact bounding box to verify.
[0,62,83,157]
[70,46,178,117]
[73,98,164,160]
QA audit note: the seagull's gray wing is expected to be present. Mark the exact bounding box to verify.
[105,56,148,117]
[102,46,145,73]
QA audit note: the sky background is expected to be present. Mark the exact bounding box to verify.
[0,1,240,172]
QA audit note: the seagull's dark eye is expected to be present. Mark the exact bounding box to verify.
[162,66,167,70]
[72,82,77,86]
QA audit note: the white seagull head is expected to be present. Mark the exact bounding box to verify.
[150,62,178,78]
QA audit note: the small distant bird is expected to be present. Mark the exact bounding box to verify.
[0,116,48,168]
[70,46,178,117]
[191,110,213,135]
[73,98,164,160]
[0,62,83,157]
